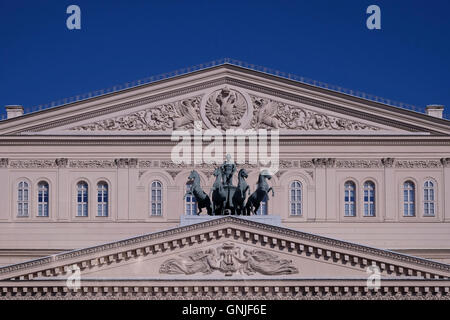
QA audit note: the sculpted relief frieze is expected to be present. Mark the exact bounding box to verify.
[159,242,298,276]
[250,95,381,131]
[66,87,384,132]
[3,158,445,170]
[70,96,203,131]
[395,160,442,169]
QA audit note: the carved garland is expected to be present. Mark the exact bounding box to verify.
[250,95,381,131]
[69,96,203,131]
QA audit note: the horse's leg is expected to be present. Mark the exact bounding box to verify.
[222,200,227,215]
[245,201,252,216]
[207,201,213,216]
[253,202,260,215]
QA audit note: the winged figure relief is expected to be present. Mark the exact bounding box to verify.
[239,249,299,275]
[159,249,219,275]
[159,243,299,276]
[252,98,280,129]
[205,87,247,130]
[173,97,201,129]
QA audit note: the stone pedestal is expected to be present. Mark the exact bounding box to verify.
[179,214,281,226]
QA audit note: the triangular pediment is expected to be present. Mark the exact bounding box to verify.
[1,217,449,282]
[1,64,449,136]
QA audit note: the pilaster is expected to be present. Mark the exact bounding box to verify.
[382,158,396,221]
[441,158,450,221]
[0,159,9,220]
[55,158,69,220]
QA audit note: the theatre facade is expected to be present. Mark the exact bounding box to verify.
[0,63,449,299]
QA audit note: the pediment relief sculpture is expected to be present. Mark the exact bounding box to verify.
[67,89,384,132]
[70,96,202,131]
[250,95,381,131]
[159,242,298,276]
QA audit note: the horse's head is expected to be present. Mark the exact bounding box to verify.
[238,168,248,179]
[261,169,272,179]
[188,170,199,184]
[213,167,221,177]
[257,169,272,185]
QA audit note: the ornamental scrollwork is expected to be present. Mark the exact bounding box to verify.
[9,160,57,169]
[335,160,383,168]
[395,160,442,169]
[68,160,116,168]
[159,242,298,276]
[69,96,202,131]
[250,95,381,131]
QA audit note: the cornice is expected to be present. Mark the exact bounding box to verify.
[2,75,447,135]
[0,136,450,146]
[1,278,450,300]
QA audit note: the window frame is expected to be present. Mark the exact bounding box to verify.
[403,180,416,217]
[344,180,357,217]
[97,181,109,217]
[37,181,49,217]
[185,184,197,216]
[363,180,376,217]
[17,181,30,217]
[423,180,436,217]
[289,180,302,216]
[76,181,89,217]
[150,180,163,216]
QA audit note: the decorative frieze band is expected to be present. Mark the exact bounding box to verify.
[1,158,448,169]
[395,160,442,169]
[335,160,383,169]
[9,160,58,169]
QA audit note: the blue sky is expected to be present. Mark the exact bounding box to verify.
[1,0,449,119]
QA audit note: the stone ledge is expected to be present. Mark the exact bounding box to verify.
[179,215,281,227]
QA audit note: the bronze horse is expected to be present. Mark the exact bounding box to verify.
[232,169,250,215]
[211,167,227,215]
[184,170,212,215]
[245,170,274,215]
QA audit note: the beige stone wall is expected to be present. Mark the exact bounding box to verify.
[0,140,449,266]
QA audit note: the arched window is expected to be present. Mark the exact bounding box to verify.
[289,181,302,216]
[77,181,88,217]
[256,194,268,215]
[185,184,197,215]
[97,182,108,217]
[344,181,356,216]
[150,180,162,216]
[403,181,415,216]
[363,181,375,216]
[37,181,49,217]
[17,181,29,217]
[424,180,435,216]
